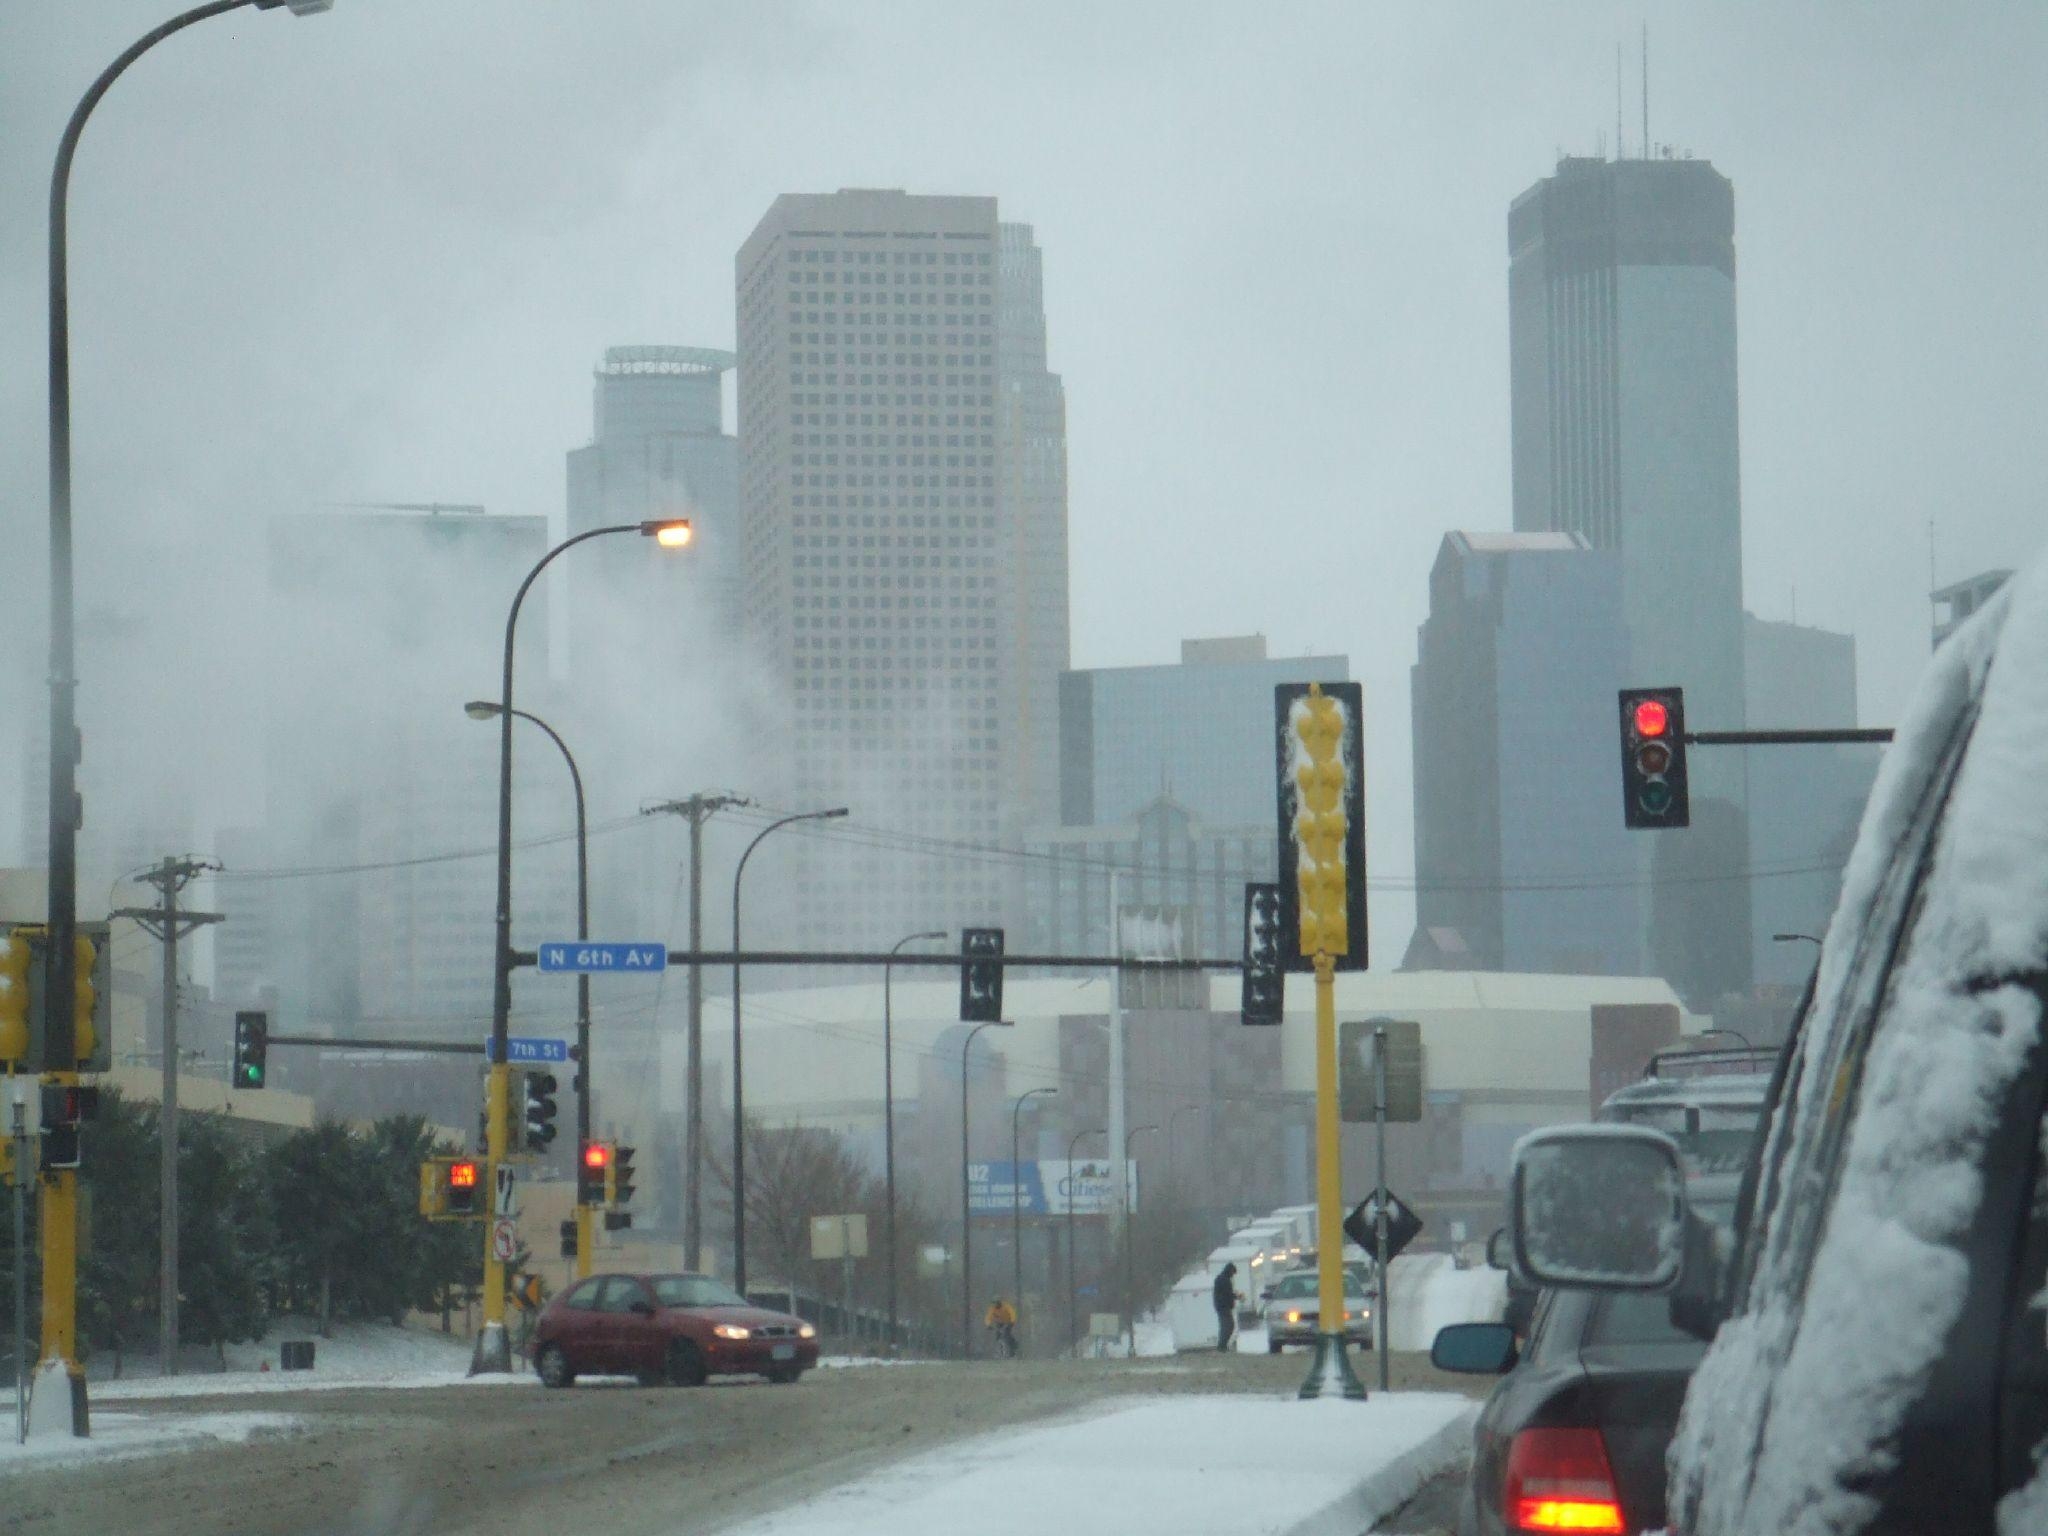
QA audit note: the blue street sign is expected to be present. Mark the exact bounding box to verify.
[536,942,667,974]
[504,1037,568,1064]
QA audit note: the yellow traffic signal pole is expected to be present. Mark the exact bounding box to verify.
[476,1060,510,1372]
[35,1071,85,1436]
[576,1202,594,1280]
[1291,683,1366,1401]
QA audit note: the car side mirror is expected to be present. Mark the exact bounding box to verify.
[1512,1125,1686,1291]
[1485,1226,1511,1271]
[1431,1321,1518,1375]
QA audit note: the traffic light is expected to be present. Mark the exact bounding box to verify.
[41,1125,79,1171]
[579,1140,611,1205]
[519,1070,559,1151]
[0,931,30,1067]
[444,1158,480,1216]
[608,1144,637,1208]
[41,1084,99,1127]
[1240,883,1283,1025]
[559,1219,578,1259]
[71,934,97,1067]
[1619,688,1691,830]
[233,1010,269,1089]
[1275,682,1367,971]
[959,928,1004,1022]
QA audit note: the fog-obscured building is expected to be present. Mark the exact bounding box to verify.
[1408,531,1639,975]
[1509,153,1751,1005]
[737,189,1069,950]
[565,346,741,679]
[1932,569,2014,650]
[1742,614,1879,989]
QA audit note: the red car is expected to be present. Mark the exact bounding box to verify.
[531,1272,819,1388]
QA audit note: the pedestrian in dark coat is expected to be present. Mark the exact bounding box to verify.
[1212,1262,1239,1351]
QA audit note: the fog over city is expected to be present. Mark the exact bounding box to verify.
[2,3,2039,974]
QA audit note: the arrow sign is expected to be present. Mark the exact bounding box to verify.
[536,942,667,974]
[1343,1190,1423,1264]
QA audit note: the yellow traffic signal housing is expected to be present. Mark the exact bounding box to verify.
[1274,682,1368,972]
[419,1156,484,1221]
[72,934,97,1067]
[0,931,31,1067]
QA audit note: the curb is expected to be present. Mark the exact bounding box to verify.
[1280,1402,1477,1536]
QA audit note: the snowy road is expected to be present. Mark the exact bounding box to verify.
[4,1350,1487,1536]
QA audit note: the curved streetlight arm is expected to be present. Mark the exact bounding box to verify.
[730,805,849,1294]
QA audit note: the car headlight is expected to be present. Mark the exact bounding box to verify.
[712,1324,751,1340]
[1286,1310,1301,1324]
[798,1323,817,1340]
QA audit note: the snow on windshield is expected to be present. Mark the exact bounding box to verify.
[1670,551,2048,1535]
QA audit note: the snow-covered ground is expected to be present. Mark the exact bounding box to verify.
[724,1392,1475,1536]
[0,1408,300,1469]
[89,1319,535,1400]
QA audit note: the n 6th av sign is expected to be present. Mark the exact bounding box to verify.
[537,943,666,974]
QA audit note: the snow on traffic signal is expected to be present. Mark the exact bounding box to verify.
[1240,883,1284,1025]
[1619,688,1691,830]
[519,1070,559,1151]
[959,927,1004,1023]
[1275,682,1367,972]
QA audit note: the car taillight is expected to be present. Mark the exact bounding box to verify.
[1504,1427,1626,1534]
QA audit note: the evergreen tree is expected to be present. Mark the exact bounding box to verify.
[79,1089,160,1375]
[177,1112,271,1365]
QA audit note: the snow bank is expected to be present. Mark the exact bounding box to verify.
[0,1409,299,1469]
[725,1392,1475,1536]
[91,1319,530,1399]
[1385,1254,1508,1352]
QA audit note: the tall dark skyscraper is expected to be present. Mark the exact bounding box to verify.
[1509,155,1751,1003]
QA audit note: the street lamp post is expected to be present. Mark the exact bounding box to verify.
[730,807,848,1296]
[958,1018,1006,1356]
[1123,1124,1158,1358]
[1066,1126,1103,1353]
[1010,1086,1058,1354]
[38,0,332,1440]
[466,701,591,1275]
[884,930,945,1352]
[474,518,691,1376]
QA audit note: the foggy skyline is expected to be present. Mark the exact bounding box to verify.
[2,2,2043,964]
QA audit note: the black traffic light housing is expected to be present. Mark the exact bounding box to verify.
[959,927,1004,1023]
[559,1219,578,1258]
[1619,688,1691,830]
[579,1141,610,1205]
[233,1009,269,1089]
[1240,883,1283,1025]
[520,1070,559,1151]
[610,1145,637,1207]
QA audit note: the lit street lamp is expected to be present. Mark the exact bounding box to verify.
[38,0,332,1439]
[884,929,945,1351]
[730,806,847,1297]
[474,517,690,1376]
[1010,1086,1058,1352]
[465,701,592,1275]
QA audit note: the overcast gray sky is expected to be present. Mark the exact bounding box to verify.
[2,1,2042,954]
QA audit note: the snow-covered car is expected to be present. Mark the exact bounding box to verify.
[1261,1268,1372,1352]
[1507,552,2048,1533]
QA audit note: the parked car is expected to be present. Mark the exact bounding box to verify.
[1506,554,2048,1534]
[531,1272,819,1388]
[1261,1268,1372,1352]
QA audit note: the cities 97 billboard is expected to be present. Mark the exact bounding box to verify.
[965,1159,1141,1217]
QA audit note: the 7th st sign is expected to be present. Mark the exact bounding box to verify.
[536,943,666,974]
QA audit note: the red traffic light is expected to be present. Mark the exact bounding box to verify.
[1632,699,1670,739]
[447,1160,480,1190]
[582,1143,611,1170]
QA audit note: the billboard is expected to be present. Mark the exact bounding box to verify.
[965,1159,1141,1217]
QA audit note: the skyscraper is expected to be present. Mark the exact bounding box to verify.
[565,346,740,682]
[1408,532,1639,976]
[1509,155,1750,1002]
[736,189,1069,946]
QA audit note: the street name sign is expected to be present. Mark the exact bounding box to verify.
[537,942,667,973]
[499,1037,568,1064]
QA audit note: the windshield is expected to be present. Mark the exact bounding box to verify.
[1604,1100,1767,1179]
[651,1276,749,1309]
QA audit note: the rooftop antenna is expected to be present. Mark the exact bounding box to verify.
[1642,23,1650,158]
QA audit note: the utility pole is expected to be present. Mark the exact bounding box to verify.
[642,793,748,1271]
[112,855,221,1378]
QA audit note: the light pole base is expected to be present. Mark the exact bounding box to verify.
[25,1359,88,1439]
[468,1321,512,1376]
[1297,1333,1368,1401]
